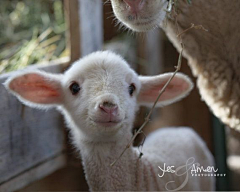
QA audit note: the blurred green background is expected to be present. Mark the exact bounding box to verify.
[0,0,68,74]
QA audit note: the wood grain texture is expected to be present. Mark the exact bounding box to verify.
[0,154,66,192]
[79,0,103,57]
[0,63,67,189]
[145,30,164,75]
[64,0,81,63]
[64,0,103,63]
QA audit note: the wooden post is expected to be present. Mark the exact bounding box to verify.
[64,0,81,62]
[137,29,164,75]
[65,0,103,63]
[145,30,164,75]
[133,29,163,144]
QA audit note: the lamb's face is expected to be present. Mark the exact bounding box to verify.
[110,0,168,32]
[5,51,194,143]
[61,52,140,139]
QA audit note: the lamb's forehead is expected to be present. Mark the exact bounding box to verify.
[64,51,138,82]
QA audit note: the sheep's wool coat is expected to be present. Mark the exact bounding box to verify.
[164,0,240,132]
[78,127,215,191]
[111,0,240,132]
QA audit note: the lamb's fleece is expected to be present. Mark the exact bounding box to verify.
[80,127,215,191]
[5,51,215,191]
[164,0,240,131]
[135,127,215,191]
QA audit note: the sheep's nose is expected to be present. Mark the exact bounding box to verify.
[99,102,118,116]
[123,0,145,13]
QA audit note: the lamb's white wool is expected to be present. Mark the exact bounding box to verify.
[5,51,215,191]
[110,0,240,132]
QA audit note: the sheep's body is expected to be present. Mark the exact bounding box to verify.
[143,127,214,190]
[5,51,215,191]
[77,127,214,191]
[164,0,240,132]
[111,0,240,132]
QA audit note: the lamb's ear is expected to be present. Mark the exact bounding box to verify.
[138,72,193,107]
[4,70,63,108]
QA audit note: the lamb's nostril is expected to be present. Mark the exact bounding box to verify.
[99,103,118,115]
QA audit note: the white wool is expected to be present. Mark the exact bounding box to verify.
[5,51,214,191]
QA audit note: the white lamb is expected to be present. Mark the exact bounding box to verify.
[5,51,215,191]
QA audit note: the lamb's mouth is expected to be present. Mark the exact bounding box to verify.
[90,119,122,127]
[95,121,121,127]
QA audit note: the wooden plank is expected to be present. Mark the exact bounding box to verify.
[145,30,164,75]
[17,165,88,191]
[64,0,81,63]
[64,0,103,62]
[136,29,163,75]
[103,0,119,41]
[0,63,67,188]
[0,154,66,192]
[79,0,103,57]
[0,57,69,79]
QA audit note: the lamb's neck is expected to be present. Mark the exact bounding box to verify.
[78,132,139,191]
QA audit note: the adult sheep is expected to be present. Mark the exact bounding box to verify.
[110,0,240,132]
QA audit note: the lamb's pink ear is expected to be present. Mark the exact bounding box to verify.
[138,73,193,107]
[4,71,63,108]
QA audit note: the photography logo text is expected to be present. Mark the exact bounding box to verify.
[157,157,225,190]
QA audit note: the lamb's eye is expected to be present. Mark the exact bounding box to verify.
[128,83,136,96]
[69,82,80,95]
